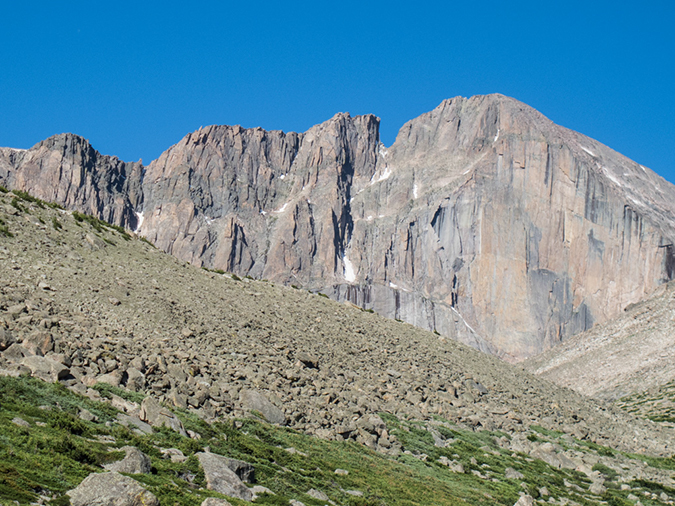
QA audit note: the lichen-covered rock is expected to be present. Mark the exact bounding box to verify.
[240,389,285,424]
[67,471,158,506]
[104,446,152,474]
[196,452,254,501]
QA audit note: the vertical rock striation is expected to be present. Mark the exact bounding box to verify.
[2,94,674,361]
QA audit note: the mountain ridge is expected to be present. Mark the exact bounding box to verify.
[2,93,674,361]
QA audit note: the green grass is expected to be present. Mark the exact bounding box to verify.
[0,375,661,506]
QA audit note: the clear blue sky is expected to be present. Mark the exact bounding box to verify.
[1,1,673,183]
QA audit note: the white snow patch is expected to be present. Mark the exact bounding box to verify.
[580,146,596,157]
[629,196,645,208]
[350,197,355,203]
[134,212,144,234]
[307,199,312,204]
[260,210,267,215]
[451,306,477,334]
[204,216,214,225]
[378,214,384,218]
[371,166,392,185]
[413,184,418,199]
[389,282,398,289]
[367,215,373,221]
[640,165,648,172]
[378,144,388,157]
[274,202,289,213]
[279,174,286,180]
[493,129,500,142]
[601,166,622,187]
[343,255,356,282]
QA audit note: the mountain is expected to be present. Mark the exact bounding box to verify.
[2,94,675,361]
[3,187,675,506]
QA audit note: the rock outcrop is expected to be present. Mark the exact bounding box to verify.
[2,94,675,360]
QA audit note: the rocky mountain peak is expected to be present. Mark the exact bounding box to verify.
[1,94,674,361]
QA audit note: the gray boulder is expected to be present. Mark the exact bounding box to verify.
[139,397,187,436]
[104,446,152,474]
[0,327,15,351]
[240,389,285,424]
[196,452,254,501]
[21,355,69,382]
[67,471,158,506]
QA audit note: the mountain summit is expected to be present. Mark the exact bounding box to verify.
[2,94,674,360]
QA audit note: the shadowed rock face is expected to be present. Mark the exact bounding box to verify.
[2,94,674,361]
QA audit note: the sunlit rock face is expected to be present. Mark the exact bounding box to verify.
[3,94,674,361]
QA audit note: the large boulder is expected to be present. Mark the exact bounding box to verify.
[239,389,285,424]
[21,356,69,382]
[67,471,158,506]
[196,452,254,501]
[104,446,152,474]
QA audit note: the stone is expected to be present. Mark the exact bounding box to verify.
[21,355,69,382]
[240,389,285,424]
[67,472,158,506]
[201,499,232,506]
[12,417,30,427]
[505,467,525,480]
[196,452,254,502]
[139,397,187,436]
[514,495,534,506]
[161,448,187,463]
[2,343,30,361]
[0,327,15,351]
[307,489,329,501]
[22,330,54,356]
[335,469,349,476]
[104,446,152,474]
[589,482,607,495]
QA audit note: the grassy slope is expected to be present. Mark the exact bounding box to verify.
[3,375,675,506]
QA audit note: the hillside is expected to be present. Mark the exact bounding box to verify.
[3,188,675,505]
[2,94,674,361]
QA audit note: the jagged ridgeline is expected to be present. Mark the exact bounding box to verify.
[2,94,675,361]
[2,188,675,505]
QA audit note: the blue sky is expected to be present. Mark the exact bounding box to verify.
[1,1,673,183]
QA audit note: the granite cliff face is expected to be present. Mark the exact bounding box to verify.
[2,94,674,361]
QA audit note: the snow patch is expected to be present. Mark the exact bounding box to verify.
[343,255,356,282]
[601,166,622,187]
[279,174,286,180]
[274,202,289,213]
[371,165,392,184]
[389,282,398,289]
[134,212,144,234]
[580,146,596,157]
[493,129,500,142]
[367,215,373,221]
[378,144,388,157]
[260,210,267,216]
[413,184,418,199]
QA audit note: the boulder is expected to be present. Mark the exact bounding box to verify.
[239,389,285,424]
[196,452,254,501]
[0,327,15,351]
[67,471,158,506]
[139,397,187,436]
[514,495,534,506]
[104,446,152,474]
[21,355,69,382]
